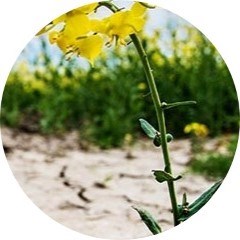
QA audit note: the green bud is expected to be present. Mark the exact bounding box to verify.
[153,133,173,146]
[166,133,173,142]
[153,135,161,147]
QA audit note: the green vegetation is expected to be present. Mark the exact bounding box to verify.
[1,25,239,148]
[189,134,238,179]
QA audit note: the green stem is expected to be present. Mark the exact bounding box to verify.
[130,34,179,226]
[100,1,180,226]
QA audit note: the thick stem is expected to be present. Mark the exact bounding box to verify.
[100,1,180,226]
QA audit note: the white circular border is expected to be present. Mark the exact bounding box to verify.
[0,1,239,240]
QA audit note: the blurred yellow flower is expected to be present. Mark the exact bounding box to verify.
[151,52,165,66]
[184,122,209,138]
[92,72,101,81]
[137,82,147,90]
[29,81,46,92]
[124,133,133,145]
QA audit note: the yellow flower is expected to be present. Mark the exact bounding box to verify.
[93,2,147,45]
[151,52,165,66]
[184,122,209,138]
[37,2,148,62]
[64,14,92,39]
[36,2,98,35]
[137,82,147,90]
[92,72,101,81]
[49,30,103,64]
[45,4,103,63]
[75,35,104,65]
[124,133,133,145]
[27,81,46,93]
[73,2,98,15]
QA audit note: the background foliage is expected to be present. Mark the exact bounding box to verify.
[189,134,238,179]
[1,25,239,148]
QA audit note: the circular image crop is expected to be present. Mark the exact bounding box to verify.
[1,1,239,239]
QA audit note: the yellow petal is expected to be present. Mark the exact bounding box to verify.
[75,35,103,64]
[36,2,96,36]
[49,31,60,44]
[49,31,73,53]
[64,14,91,41]
[52,14,67,24]
[130,2,147,17]
[91,19,106,33]
[94,3,147,43]
[73,2,98,15]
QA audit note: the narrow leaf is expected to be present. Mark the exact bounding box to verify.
[188,180,222,214]
[133,206,162,235]
[178,180,222,222]
[162,101,197,110]
[153,170,182,183]
[139,118,158,139]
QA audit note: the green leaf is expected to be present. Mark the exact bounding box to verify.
[133,206,162,235]
[162,101,197,110]
[139,118,158,139]
[188,180,222,214]
[178,180,222,222]
[152,170,182,183]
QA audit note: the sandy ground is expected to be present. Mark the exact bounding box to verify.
[1,127,216,239]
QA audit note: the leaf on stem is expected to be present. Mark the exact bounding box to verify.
[152,170,182,183]
[139,119,174,147]
[178,180,222,222]
[139,118,158,139]
[133,206,162,235]
[161,101,197,110]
